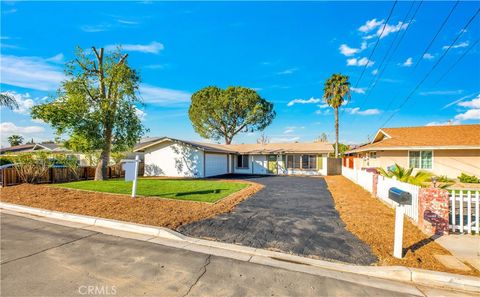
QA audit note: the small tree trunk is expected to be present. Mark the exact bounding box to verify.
[335,107,339,158]
[94,127,113,181]
[225,136,232,145]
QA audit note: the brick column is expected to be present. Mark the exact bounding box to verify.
[418,188,450,235]
[372,174,379,197]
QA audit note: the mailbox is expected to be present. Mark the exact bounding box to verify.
[388,187,412,205]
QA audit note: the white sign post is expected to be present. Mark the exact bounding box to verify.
[121,155,140,198]
[393,205,405,259]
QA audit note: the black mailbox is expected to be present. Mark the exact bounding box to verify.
[388,187,412,205]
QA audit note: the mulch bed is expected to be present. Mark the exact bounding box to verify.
[0,180,263,229]
[324,175,479,276]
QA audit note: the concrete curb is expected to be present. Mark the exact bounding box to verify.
[1,202,479,294]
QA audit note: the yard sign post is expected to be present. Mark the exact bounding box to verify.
[131,155,140,198]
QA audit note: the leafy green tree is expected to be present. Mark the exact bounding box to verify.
[7,135,24,146]
[323,73,351,157]
[189,86,275,144]
[31,46,145,180]
[0,93,18,109]
[315,133,328,142]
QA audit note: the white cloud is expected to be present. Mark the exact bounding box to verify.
[423,53,434,60]
[454,109,480,121]
[372,69,379,75]
[270,136,300,143]
[287,97,321,107]
[0,122,45,135]
[317,103,330,109]
[106,41,164,54]
[426,120,460,126]
[139,84,191,106]
[443,41,469,50]
[347,57,374,67]
[400,57,413,67]
[46,53,65,63]
[378,21,409,39]
[80,24,111,32]
[419,90,464,96]
[276,68,298,75]
[117,19,139,25]
[0,54,64,91]
[442,93,479,109]
[351,87,366,94]
[345,107,381,115]
[458,96,480,109]
[283,126,304,134]
[0,91,42,114]
[358,18,384,33]
[134,107,147,121]
[339,44,361,56]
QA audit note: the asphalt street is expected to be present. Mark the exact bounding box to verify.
[1,212,415,297]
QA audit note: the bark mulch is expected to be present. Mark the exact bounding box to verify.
[324,175,479,276]
[0,181,263,229]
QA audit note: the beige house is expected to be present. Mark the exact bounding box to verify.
[134,137,334,177]
[346,125,480,179]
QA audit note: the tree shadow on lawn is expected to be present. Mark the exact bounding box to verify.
[149,189,227,198]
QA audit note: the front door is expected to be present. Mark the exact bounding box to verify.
[267,155,277,174]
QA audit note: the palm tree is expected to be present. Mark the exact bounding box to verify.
[322,73,351,157]
[7,134,24,146]
[377,163,433,187]
[0,93,18,109]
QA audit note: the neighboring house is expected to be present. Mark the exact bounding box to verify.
[134,137,334,177]
[0,142,90,166]
[346,124,480,179]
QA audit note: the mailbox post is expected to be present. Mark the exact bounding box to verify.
[388,187,412,259]
[121,155,140,198]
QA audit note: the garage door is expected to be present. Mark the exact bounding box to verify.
[205,153,228,177]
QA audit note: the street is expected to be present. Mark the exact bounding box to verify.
[0,212,454,296]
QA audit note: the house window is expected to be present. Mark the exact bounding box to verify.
[409,151,432,169]
[287,154,316,170]
[369,151,377,159]
[287,155,301,169]
[236,155,249,169]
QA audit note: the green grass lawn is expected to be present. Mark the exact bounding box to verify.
[55,178,248,203]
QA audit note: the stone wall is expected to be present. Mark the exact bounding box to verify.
[418,188,450,235]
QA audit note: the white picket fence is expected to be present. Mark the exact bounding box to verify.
[449,189,480,234]
[341,166,420,222]
[376,175,420,222]
[341,166,374,192]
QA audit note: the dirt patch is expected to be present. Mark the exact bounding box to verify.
[0,181,263,229]
[324,175,479,276]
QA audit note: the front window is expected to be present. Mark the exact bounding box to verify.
[236,155,249,169]
[287,154,316,170]
[409,151,432,169]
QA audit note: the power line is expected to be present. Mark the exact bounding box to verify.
[378,8,480,129]
[412,1,459,70]
[434,39,479,84]
[353,0,398,89]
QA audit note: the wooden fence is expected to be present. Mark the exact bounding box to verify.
[1,165,127,187]
[449,189,480,234]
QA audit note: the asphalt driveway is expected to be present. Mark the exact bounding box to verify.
[178,175,377,265]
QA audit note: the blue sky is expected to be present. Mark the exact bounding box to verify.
[1,1,479,147]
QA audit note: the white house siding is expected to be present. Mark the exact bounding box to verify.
[232,154,328,176]
[233,155,254,174]
[143,142,204,177]
[204,153,228,177]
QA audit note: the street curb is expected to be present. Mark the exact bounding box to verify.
[1,202,479,294]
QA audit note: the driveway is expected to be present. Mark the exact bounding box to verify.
[179,175,377,265]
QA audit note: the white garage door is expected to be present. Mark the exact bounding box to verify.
[205,153,228,177]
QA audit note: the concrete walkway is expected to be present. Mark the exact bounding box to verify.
[179,175,377,265]
[1,213,424,297]
[435,235,480,271]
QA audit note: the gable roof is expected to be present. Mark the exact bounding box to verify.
[134,137,334,154]
[0,143,36,154]
[348,124,480,153]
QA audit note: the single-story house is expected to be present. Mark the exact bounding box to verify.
[133,137,334,177]
[346,124,480,179]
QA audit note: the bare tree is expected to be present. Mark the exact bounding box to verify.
[256,132,270,144]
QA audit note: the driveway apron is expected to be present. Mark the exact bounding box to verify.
[178,175,378,265]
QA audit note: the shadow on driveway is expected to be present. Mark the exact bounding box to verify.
[178,175,378,265]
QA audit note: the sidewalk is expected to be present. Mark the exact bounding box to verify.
[435,235,480,271]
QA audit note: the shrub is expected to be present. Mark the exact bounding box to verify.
[12,152,53,183]
[458,173,480,183]
[0,156,13,166]
[377,163,433,187]
[54,154,80,179]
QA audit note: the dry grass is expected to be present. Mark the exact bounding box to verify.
[0,181,263,229]
[324,175,479,276]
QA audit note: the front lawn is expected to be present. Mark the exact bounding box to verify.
[55,179,248,203]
